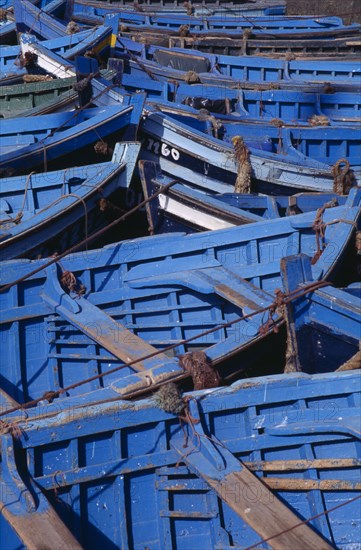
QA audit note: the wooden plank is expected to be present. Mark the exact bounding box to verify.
[171,400,333,550]
[41,265,172,372]
[1,507,82,550]
[244,458,361,471]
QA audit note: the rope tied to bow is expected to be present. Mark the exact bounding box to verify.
[232,135,252,193]
[332,158,355,195]
[153,382,185,414]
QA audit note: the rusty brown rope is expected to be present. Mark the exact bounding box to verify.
[311,200,336,265]
[332,158,355,195]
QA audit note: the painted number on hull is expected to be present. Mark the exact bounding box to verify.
[145,139,180,161]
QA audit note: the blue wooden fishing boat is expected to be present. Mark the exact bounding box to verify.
[73,0,287,18]
[115,71,361,125]
[0,91,145,174]
[0,25,113,85]
[139,160,356,233]
[137,32,361,58]
[139,104,361,194]
[0,0,67,45]
[102,10,361,39]
[13,0,87,40]
[0,201,359,404]
[13,0,361,43]
[5,59,361,125]
[0,4,15,45]
[0,142,140,260]
[0,74,81,117]
[117,38,361,92]
[0,363,360,548]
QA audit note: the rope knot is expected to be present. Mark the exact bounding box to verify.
[60,270,86,296]
[94,140,113,156]
[178,350,221,390]
[284,52,296,61]
[184,70,200,84]
[153,382,185,414]
[259,288,285,335]
[308,114,330,126]
[331,158,355,194]
[270,118,284,127]
[0,419,23,437]
[66,20,80,34]
[41,390,58,403]
[73,74,93,92]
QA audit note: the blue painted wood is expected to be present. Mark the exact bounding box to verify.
[0,199,359,404]
[0,0,65,45]
[13,0,82,39]
[0,142,140,260]
[137,32,361,58]
[115,37,361,85]
[139,160,354,234]
[0,93,145,173]
[14,0,334,41]
[1,367,360,548]
[102,10,361,38]
[0,25,113,84]
[118,39,361,92]
[73,0,287,19]
[139,104,361,193]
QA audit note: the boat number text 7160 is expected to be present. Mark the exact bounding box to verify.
[144,138,180,161]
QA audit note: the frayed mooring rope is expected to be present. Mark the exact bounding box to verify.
[153,382,185,414]
[232,135,252,193]
[332,158,355,195]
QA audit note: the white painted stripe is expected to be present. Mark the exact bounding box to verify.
[158,194,234,230]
